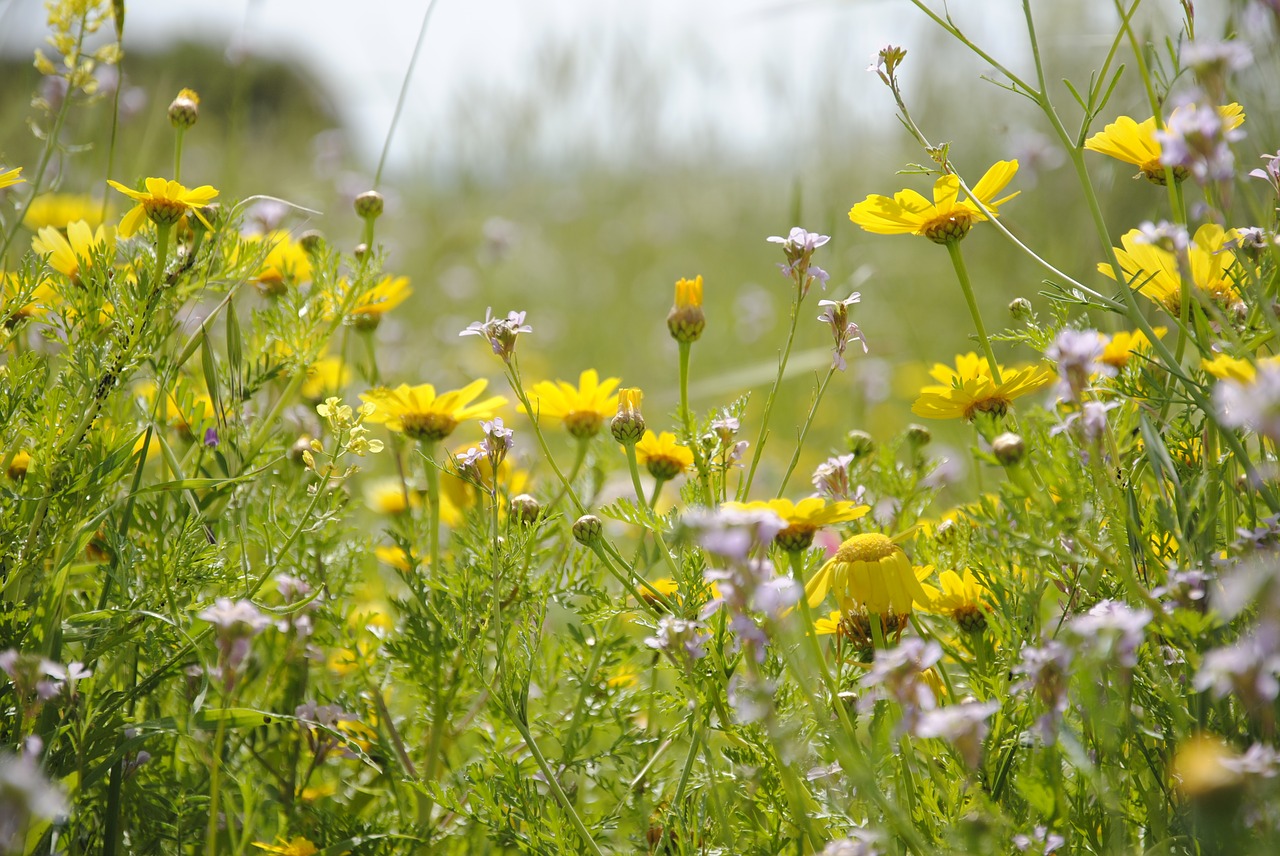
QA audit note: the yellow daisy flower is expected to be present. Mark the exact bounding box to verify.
[107,177,219,237]
[1099,327,1164,371]
[1201,353,1280,382]
[520,369,621,439]
[252,836,319,856]
[634,430,694,480]
[374,545,420,573]
[300,356,349,401]
[1084,103,1245,184]
[337,275,412,329]
[638,576,681,608]
[919,568,992,632]
[360,379,506,442]
[2,273,58,323]
[0,167,23,189]
[23,193,110,230]
[244,230,312,295]
[364,478,420,515]
[1098,223,1245,316]
[32,220,115,283]
[911,353,1054,421]
[804,533,931,616]
[723,497,869,552]
[848,160,1020,244]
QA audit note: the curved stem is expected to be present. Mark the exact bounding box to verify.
[777,366,836,497]
[740,279,805,499]
[945,241,1002,385]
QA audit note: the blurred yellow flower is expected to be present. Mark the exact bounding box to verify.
[911,353,1053,421]
[848,160,1019,244]
[244,230,312,295]
[1099,328,1164,371]
[361,379,506,442]
[1084,103,1244,184]
[107,177,218,237]
[521,369,620,439]
[23,193,109,230]
[1098,223,1245,316]
[724,497,869,552]
[338,275,411,328]
[252,837,319,856]
[7,450,32,481]
[32,220,115,282]
[1201,353,1280,382]
[607,663,641,689]
[2,273,58,322]
[300,356,349,400]
[364,478,419,515]
[919,569,992,632]
[0,166,23,189]
[374,545,420,572]
[634,430,694,480]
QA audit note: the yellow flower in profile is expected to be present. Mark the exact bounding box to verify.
[521,369,620,439]
[374,545,419,572]
[2,273,58,323]
[911,353,1054,421]
[7,450,32,481]
[339,275,411,329]
[1099,328,1164,371]
[360,379,506,442]
[919,569,992,632]
[848,160,1019,244]
[244,231,312,295]
[1098,223,1245,316]
[24,193,110,230]
[804,533,931,615]
[107,177,219,237]
[607,663,641,689]
[723,497,869,552]
[364,478,419,515]
[252,836,320,856]
[300,356,349,400]
[1201,353,1280,382]
[634,431,694,480]
[1084,103,1245,184]
[0,167,23,189]
[638,576,681,608]
[32,220,115,283]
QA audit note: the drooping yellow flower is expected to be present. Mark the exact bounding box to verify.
[1,273,58,323]
[23,193,110,230]
[848,160,1020,244]
[107,177,219,237]
[1084,103,1245,184]
[300,356,349,400]
[252,836,320,856]
[1201,353,1280,382]
[911,353,1054,421]
[0,167,23,189]
[244,231,312,295]
[360,379,506,442]
[1098,223,1246,316]
[723,497,869,552]
[336,275,412,329]
[919,569,992,632]
[634,430,694,480]
[32,220,115,282]
[1099,328,1164,371]
[804,533,931,615]
[7,450,32,481]
[520,369,620,439]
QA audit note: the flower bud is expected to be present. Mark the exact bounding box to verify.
[7,450,31,481]
[510,493,541,526]
[290,435,314,465]
[353,242,370,261]
[610,388,646,446]
[846,429,876,459]
[666,275,705,344]
[1008,297,1033,320]
[572,514,603,546]
[298,230,325,255]
[168,88,200,130]
[992,432,1025,466]
[905,423,931,447]
[354,191,384,220]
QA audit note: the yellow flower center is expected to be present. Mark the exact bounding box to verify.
[400,412,457,442]
[835,533,896,563]
[921,211,975,245]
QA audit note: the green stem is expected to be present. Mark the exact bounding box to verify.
[506,357,585,514]
[374,0,440,188]
[174,128,186,183]
[776,366,836,497]
[678,340,693,435]
[424,443,441,571]
[945,241,1002,385]
[739,277,805,499]
[624,444,682,580]
[205,705,229,856]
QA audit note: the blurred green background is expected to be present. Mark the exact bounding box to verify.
[2,0,1277,492]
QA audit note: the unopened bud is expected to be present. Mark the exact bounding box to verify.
[168,88,200,130]
[610,388,646,446]
[992,432,1025,466]
[354,191,384,220]
[510,493,541,526]
[905,424,931,447]
[298,230,324,255]
[846,429,876,459]
[667,275,705,343]
[572,514,603,546]
[353,242,369,261]
[290,435,313,465]
[1008,297,1033,321]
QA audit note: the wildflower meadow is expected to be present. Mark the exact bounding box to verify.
[5,1,1280,853]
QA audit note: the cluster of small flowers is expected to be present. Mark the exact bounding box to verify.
[315,396,384,461]
[768,227,830,296]
[0,650,91,717]
[456,417,515,478]
[1012,640,1074,743]
[644,616,709,669]
[295,701,365,762]
[198,597,273,690]
[0,737,66,856]
[459,307,531,363]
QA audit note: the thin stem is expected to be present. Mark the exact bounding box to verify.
[424,443,441,571]
[776,366,836,497]
[678,340,693,435]
[740,278,805,498]
[506,358,585,515]
[174,128,186,183]
[945,241,1002,385]
[374,0,440,188]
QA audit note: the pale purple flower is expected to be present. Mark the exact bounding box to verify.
[821,832,884,856]
[1068,600,1152,669]
[644,616,709,666]
[768,227,830,254]
[1052,400,1119,453]
[1013,640,1073,742]
[459,307,531,362]
[867,44,907,87]
[710,415,740,445]
[1133,220,1190,252]
[812,454,857,501]
[1222,743,1280,778]
[1156,102,1245,183]
[203,427,219,448]
[0,744,67,855]
[1230,226,1273,253]
[199,598,272,689]
[454,446,484,480]
[859,638,942,729]
[1047,328,1113,401]
[914,699,1000,769]
[682,506,786,564]
[1251,150,1280,194]
[1,650,67,709]
[1194,634,1280,708]
[1215,364,1280,441]
[727,672,777,724]
[768,227,831,295]
[1182,40,1253,78]
[481,417,513,468]
[817,294,869,371]
[1013,826,1065,854]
